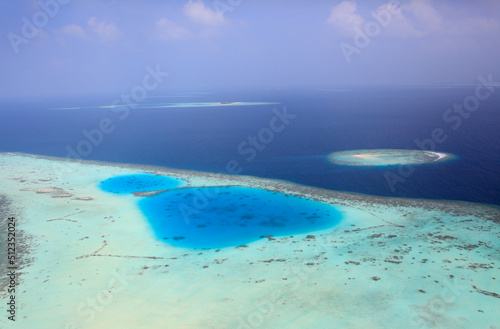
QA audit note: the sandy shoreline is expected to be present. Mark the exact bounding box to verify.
[328,149,457,167]
[425,151,449,161]
[0,152,498,328]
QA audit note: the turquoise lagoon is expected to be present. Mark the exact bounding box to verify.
[99,173,184,194]
[99,174,342,249]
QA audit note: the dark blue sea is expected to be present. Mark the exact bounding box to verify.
[1,87,499,206]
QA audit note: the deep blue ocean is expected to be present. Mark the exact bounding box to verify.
[1,87,499,206]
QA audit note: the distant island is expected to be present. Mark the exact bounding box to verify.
[328,149,456,166]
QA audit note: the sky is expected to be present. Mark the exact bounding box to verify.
[0,0,499,97]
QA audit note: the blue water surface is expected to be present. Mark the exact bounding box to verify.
[99,174,184,194]
[139,186,342,249]
[2,88,499,205]
[99,174,342,248]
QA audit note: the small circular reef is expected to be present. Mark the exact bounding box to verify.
[328,149,456,166]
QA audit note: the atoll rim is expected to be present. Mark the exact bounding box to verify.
[327,149,456,166]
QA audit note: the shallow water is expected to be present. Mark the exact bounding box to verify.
[99,173,184,194]
[99,174,342,249]
[140,186,342,248]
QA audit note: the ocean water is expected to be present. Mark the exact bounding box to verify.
[139,186,341,249]
[98,174,342,248]
[1,87,499,205]
[99,174,184,195]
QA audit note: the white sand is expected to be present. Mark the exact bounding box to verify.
[49,102,280,111]
[328,149,456,166]
[0,153,498,329]
[424,151,448,161]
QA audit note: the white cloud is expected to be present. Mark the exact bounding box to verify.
[327,0,498,40]
[327,1,423,38]
[183,0,224,26]
[403,0,443,33]
[327,1,364,36]
[60,24,88,39]
[155,18,193,40]
[87,17,121,41]
[402,0,499,36]
[375,3,423,38]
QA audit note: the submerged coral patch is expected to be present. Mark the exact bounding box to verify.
[99,174,184,194]
[139,186,342,249]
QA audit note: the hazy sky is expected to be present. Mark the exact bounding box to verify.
[1,0,499,97]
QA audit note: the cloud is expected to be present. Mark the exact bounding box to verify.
[327,1,423,38]
[402,0,499,36]
[403,0,443,33]
[327,1,364,36]
[60,24,88,39]
[327,0,498,39]
[155,18,193,40]
[87,17,122,41]
[375,3,423,38]
[183,0,224,26]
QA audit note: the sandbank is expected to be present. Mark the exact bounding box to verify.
[328,149,457,166]
[50,102,280,111]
